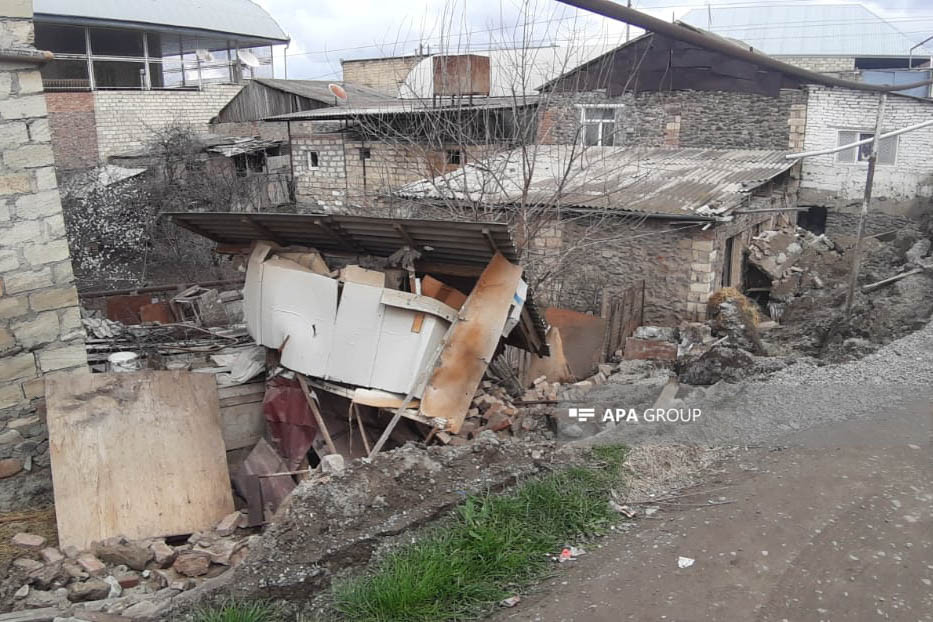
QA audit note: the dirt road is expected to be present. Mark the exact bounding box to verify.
[492,399,932,621]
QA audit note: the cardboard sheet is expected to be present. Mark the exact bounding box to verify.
[45,371,234,550]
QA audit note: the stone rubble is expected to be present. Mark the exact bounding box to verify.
[1,510,254,619]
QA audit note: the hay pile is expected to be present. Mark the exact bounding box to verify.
[707,287,765,354]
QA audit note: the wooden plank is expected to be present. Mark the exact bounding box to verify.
[45,371,234,551]
[379,289,458,323]
[297,374,338,455]
[219,401,266,450]
[419,253,522,434]
[219,393,265,408]
[216,382,266,400]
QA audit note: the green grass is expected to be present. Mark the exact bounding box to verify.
[193,599,282,622]
[332,445,628,621]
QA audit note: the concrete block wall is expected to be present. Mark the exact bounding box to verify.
[0,1,86,510]
[341,55,426,97]
[537,88,806,151]
[778,56,856,73]
[92,84,242,159]
[800,85,933,216]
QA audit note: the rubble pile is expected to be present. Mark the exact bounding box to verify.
[759,224,933,362]
[0,511,255,618]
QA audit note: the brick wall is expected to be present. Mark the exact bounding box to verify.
[92,84,242,159]
[45,91,98,171]
[777,56,856,73]
[800,85,933,216]
[341,56,426,97]
[0,2,86,510]
[537,89,807,150]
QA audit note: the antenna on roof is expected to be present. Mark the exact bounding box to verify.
[196,49,214,63]
[328,83,348,105]
[237,49,260,68]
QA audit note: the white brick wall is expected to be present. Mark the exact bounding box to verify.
[800,85,933,215]
[93,84,242,158]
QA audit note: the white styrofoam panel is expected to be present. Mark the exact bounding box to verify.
[325,282,386,387]
[371,308,449,397]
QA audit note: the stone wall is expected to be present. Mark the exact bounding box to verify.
[537,88,807,150]
[0,1,86,510]
[777,56,856,73]
[799,85,933,217]
[341,55,426,97]
[45,91,98,171]
[532,184,797,325]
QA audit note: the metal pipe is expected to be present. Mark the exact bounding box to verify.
[0,48,53,64]
[786,118,933,160]
[554,0,933,94]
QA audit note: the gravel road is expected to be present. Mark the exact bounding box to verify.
[570,320,933,448]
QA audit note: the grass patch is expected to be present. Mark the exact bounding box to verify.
[332,445,628,621]
[193,599,282,622]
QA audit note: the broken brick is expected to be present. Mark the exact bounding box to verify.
[76,553,107,577]
[11,532,46,549]
[215,511,242,537]
[173,551,211,577]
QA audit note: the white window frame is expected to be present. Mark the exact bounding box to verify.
[835,130,898,166]
[306,150,319,170]
[576,104,623,147]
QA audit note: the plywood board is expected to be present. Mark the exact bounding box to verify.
[45,371,234,550]
[420,253,522,433]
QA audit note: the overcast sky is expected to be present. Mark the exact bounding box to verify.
[253,0,933,81]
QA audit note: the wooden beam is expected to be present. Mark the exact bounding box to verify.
[296,374,338,456]
[313,218,367,253]
[243,216,285,246]
[481,227,501,254]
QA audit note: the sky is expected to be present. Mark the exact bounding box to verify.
[252,0,933,81]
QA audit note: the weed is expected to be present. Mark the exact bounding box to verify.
[332,446,628,621]
[193,599,282,622]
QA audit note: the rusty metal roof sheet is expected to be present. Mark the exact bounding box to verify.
[165,212,548,351]
[397,146,797,218]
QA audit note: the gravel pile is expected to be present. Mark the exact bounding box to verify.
[578,320,933,448]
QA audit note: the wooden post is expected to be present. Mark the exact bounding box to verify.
[845,92,887,315]
[296,374,338,456]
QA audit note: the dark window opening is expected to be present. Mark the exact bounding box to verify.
[722,235,736,288]
[35,24,86,54]
[359,148,372,160]
[854,57,917,70]
[88,27,143,57]
[307,151,319,169]
[446,149,463,165]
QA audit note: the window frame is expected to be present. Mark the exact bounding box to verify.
[577,104,621,147]
[307,150,320,170]
[835,129,898,166]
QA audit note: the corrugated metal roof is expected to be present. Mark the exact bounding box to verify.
[165,212,548,352]
[34,0,288,43]
[397,146,796,218]
[680,4,933,58]
[252,79,395,107]
[265,96,537,121]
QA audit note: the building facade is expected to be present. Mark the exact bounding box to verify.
[31,0,288,171]
[799,85,933,218]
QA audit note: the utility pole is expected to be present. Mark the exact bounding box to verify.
[844,92,887,315]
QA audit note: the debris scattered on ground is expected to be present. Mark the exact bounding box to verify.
[500,595,521,607]
[677,556,695,569]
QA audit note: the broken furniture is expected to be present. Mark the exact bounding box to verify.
[45,371,235,550]
[167,212,550,447]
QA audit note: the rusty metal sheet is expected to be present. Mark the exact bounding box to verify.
[420,253,522,434]
[544,307,608,380]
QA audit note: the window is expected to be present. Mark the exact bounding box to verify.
[836,130,897,165]
[359,148,372,160]
[446,149,463,165]
[307,151,320,169]
[581,107,616,146]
